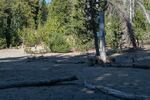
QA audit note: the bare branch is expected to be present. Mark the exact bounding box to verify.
[137,1,150,24]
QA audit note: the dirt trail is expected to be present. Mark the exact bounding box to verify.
[0,48,29,59]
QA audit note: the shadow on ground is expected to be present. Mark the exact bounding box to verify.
[0,48,150,100]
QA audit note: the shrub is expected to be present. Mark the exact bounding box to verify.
[21,28,41,47]
[0,38,6,49]
[45,32,71,53]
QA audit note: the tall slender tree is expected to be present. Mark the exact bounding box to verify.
[38,0,48,25]
[97,0,108,62]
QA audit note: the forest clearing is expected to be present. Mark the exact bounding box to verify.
[0,44,150,100]
[0,0,150,100]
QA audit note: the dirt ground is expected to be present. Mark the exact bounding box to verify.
[0,46,150,100]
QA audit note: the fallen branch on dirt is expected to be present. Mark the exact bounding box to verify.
[84,81,150,100]
[0,76,78,90]
[108,63,150,69]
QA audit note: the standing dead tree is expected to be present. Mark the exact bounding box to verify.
[108,1,137,48]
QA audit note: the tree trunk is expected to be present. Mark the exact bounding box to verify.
[4,8,12,48]
[94,28,100,56]
[129,0,135,23]
[90,0,100,56]
[99,11,107,62]
[126,19,137,48]
[129,0,132,22]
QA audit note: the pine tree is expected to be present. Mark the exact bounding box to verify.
[27,0,40,29]
[0,0,35,48]
[38,0,48,25]
[46,0,72,34]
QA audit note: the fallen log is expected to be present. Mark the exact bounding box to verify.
[84,81,150,100]
[0,76,78,90]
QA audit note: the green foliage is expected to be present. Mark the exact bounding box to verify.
[38,0,48,25]
[0,0,49,49]
[47,33,70,53]
[106,14,122,49]
[0,0,149,53]
[42,0,93,52]
[11,1,34,46]
[0,38,6,49]
[0,0,35,48]
[143,0,150,10]
[21,25,71,53]
[21,28,38,47]
[133,9,146,44]
[47,0,72,34]
[70,0,94,51]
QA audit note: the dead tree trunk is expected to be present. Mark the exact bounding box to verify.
[126,19,137,48]
[99,11,107,62]
[108,1,137,48]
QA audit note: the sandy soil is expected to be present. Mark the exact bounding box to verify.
[0,46,150,100]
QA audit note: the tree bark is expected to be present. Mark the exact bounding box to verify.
[126,19,137,48]
[99,11,107,62]
[89,0,100,56]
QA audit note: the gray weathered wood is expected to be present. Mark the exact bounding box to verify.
[84,82,150,100]
[0,76,78,90]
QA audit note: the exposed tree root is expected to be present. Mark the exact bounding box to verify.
[0,76,78,90]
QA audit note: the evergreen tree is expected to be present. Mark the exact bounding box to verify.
[0,0,35,48]
[38,0,48,25]
[0,0,7,48]
[27,0,40,29]
[46,0,72,34]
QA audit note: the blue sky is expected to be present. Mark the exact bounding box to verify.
[46,0,51,3]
